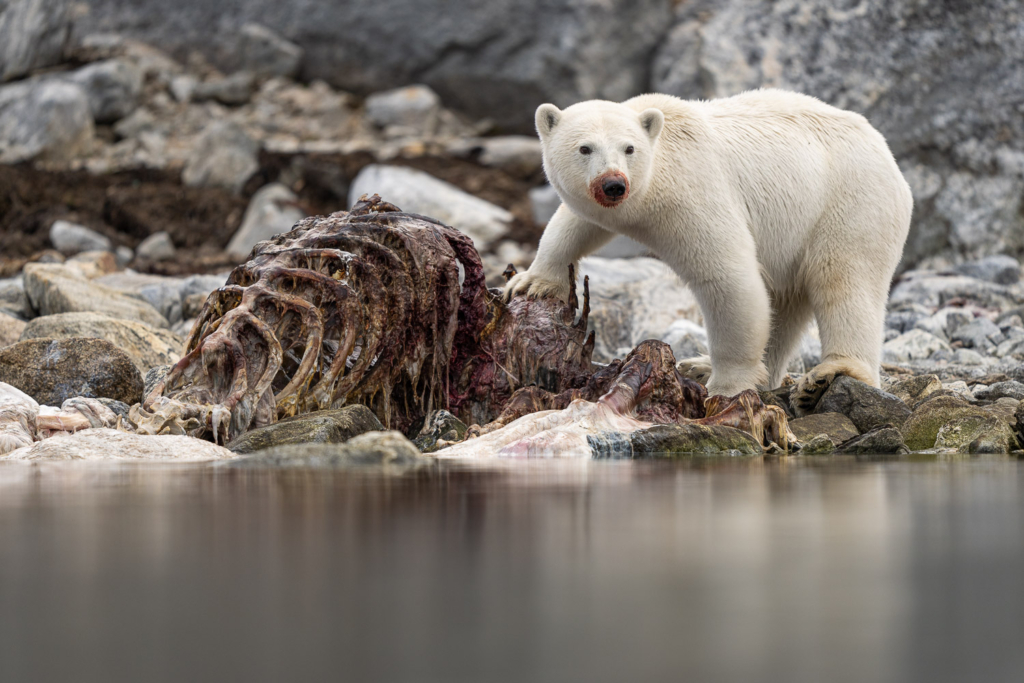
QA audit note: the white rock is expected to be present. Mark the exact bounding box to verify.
[182,120,259,194]
[942,381,973,400]
[913,307,975,340]
[661,319,708,360]
[882,328,952,362]
[477,136,543,175]
[136,231,176,261]
[365,85,441,134]
[50,220,111,255]
[349,165,512,247]
[169,75,198,103]
[0,0,70,82]
[579,256,701,362]
[2,428,237,461]
[528,184,561,225]
[951,348,987,366]
[0,79,94,163]
[66,59,143,123]
[0,382,38,455]
[227,183,304,259]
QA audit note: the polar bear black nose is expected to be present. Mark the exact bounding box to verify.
[603,179,626,198]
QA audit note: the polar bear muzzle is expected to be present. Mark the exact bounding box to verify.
[590,171,629,207]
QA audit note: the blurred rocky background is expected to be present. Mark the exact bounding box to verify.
[2,0,1024,385]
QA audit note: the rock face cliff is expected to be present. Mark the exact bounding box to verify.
[15,0,1024,268]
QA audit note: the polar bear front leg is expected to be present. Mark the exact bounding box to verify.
[686,265,772,397]
[504,204,614,302]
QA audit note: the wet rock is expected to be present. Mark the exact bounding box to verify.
[228,430,426,468]
[413,410,468,453]
[143,364,170,398]
[935,412,1020,455]
[23,263,168,328]
[19,312,183,373]
[2,428,235,461]
[135,231,176,261]
[49,220,112,255]
[814,375,911,433]
[888,374,942,406]
[882,328,951,362]
[365,84,441,136]
[626,423,761,457]
[838,427,909,455]
[191,71,255,106]
[0,338,142,406]
[789,412,859,446]
[0,0,71,82]
[226,183,304,259]
[348,165,512,247]
[181,120,258,194]
[0,79,94,163]
[0,311,26,348]
[66,59,142,123]
[800,434,835,456]
[973,381,1024,402]
[239,22,303,79]
[528,184,560,225]
[226,405,383,454]
[900,395,987,451]
[0,277,31,319]
[956,255,1022,286]
[579,257,701,363]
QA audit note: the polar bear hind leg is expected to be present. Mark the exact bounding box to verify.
[764,290,813,391]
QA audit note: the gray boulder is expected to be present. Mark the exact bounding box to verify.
[814,375,911,433]
[23,263,168,328]
[837,427,909,456]
[365,84,442,136]
[882,329,951,363]
[0,311,26,348]
[0,0,71,82]
[135,231,176,261]
[226,183,304,259]
[19,312,183,373]
[50,220,112,255]
[0,277,32,319]
[191,71,255,106]
[0,79,94,163]
[956,255,1022,285]
[181,120,259,194]
[0,337,143,406]
[789,412,859,446]
[66,58,142,123]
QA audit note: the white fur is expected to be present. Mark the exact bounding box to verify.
[508,89,913,397]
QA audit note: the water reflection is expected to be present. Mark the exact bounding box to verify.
[1,457,1022,682]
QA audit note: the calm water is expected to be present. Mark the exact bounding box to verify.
[1,456,1023,683]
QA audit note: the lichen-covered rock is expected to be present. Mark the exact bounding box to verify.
[19,312,183,372]
[23,263,168,328]
[0,338,143,406]
[888,374,942,406]
[935,413,1019,455]
[226,405,383,454]
[789,412,860,446]
[228,430,427,468]
[625,423,761,457]
[800,434,835,456]
[413,410,468,453]
[2,428,236,461]
[838,427,909,456]
[900,395,988,451]
[814,375,911,433]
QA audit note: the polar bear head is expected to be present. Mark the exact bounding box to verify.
[535,100,664,210]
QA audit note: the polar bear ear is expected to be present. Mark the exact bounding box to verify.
[639,108,665,141]
[536,104,562,140]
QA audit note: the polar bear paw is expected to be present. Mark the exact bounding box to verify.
[503,269,572,303]
[676,355,712,386]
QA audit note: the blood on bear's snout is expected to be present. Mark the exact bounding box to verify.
[590,172,629,208]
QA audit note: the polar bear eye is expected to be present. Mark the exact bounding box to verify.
[579,146,591,155]
[625,146,635,155]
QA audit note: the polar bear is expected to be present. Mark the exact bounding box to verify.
[505,89,912,413]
